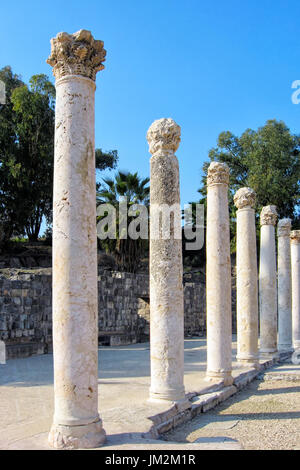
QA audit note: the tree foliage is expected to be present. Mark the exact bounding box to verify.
[0,66,120,243]
[97,171,150,272]
[198,120,300,252]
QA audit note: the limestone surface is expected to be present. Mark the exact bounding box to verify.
[206,162,233,385]
[146,118,181,156]
[147,118,185,402]
[47,30,106,449]
[259,206,278,356]
[47,29,106,81]
[277,218,292,351]
[290,230,300,349]
[234,188,259,367]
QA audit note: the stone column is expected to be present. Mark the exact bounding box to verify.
[259,205,278,358]
[147,118,185,402]
[206,162,233,385]
[234,188,259,368]
[47,30,106,449]
[290,230,300,349]
[277,219,293,352]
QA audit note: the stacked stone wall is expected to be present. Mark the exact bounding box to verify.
[0,269,211,358]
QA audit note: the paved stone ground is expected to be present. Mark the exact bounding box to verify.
[0,337,294,450]
[164,362,300,450]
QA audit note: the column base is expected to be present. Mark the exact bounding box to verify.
[205,371,233,386]
[149,386,185,403]
[259,350,279,360]
[278,344,293,353]
[236,357,260,369]
[48,418,106,449]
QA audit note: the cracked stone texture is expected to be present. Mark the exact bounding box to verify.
[147,118,185,401]
[48,30,106,448]
[291,231,300,349]
[259,206,278,355]
[206,162,232,384]
[233,187,256,210]
[234,188,259,366]
[277,219,292,351]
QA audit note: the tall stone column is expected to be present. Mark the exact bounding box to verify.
[277,219,292,351]
[47,30,106,449]
[234,187,259,368]
[259,205,278,357]
[290,230,300,349]
[206,162,233,385]
[147,118,185,402]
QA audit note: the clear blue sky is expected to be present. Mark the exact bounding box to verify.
[1,0,300,225]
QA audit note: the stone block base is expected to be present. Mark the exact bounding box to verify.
[48,419,106,449]
[205,371,233,386]
[149,387,185,403]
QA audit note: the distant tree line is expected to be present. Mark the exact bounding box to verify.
[0,66,118,244]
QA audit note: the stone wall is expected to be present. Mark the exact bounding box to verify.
[0,269,209,358]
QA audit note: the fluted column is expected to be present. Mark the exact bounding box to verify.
[259,205,278,358]
[234,188,259,368]
[291,230,300,349]
[277,219,292,351]
[47,30,106,449]
[206,162,233,385]
[147,118,185,402]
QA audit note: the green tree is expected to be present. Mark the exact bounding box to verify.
[0,66,26,241]
[0,66,119,243]
[198,120,300,251]
[97,171,150,272]
[10,74,56,241]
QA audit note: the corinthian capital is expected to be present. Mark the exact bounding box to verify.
[207,162,229,186]
[234,187,256,209]
[277,218,291,237]
[47,29,106,81]
[290,230,300,244]
[147,118,181,156]
[260,205,278,226]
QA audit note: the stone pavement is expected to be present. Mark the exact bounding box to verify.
[0,337,287,450]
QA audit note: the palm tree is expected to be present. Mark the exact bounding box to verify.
[97,171,150,272]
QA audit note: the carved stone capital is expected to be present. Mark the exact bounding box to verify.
[147,118,181,156]
[207,162,229,186]
[260,205,278,226]
[47,29,106,81]
[290,230,300,244]
[277,218,292,237]
[234,187,256,209]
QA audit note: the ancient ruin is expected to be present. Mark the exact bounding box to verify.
[277,218,293,351]
[259,205,278,358]
[205,162,233,385]
[291,230,300,350]
[47,29,106,449]
[147,118,185,402]
[234,187,259,368]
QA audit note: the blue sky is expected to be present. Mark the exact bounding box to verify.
[1,0,300,232]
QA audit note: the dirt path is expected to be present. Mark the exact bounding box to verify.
[164,377,300,450]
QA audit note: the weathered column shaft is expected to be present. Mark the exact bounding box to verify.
[277,219,292,351]
[147,118,185,402]
[234,188,259,367]
[259,205,278,356]
[206,162,233,385]
[291,231,300,349]
[47,30,106,449]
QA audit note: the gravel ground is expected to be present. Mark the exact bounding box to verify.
[163,378,300,450]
